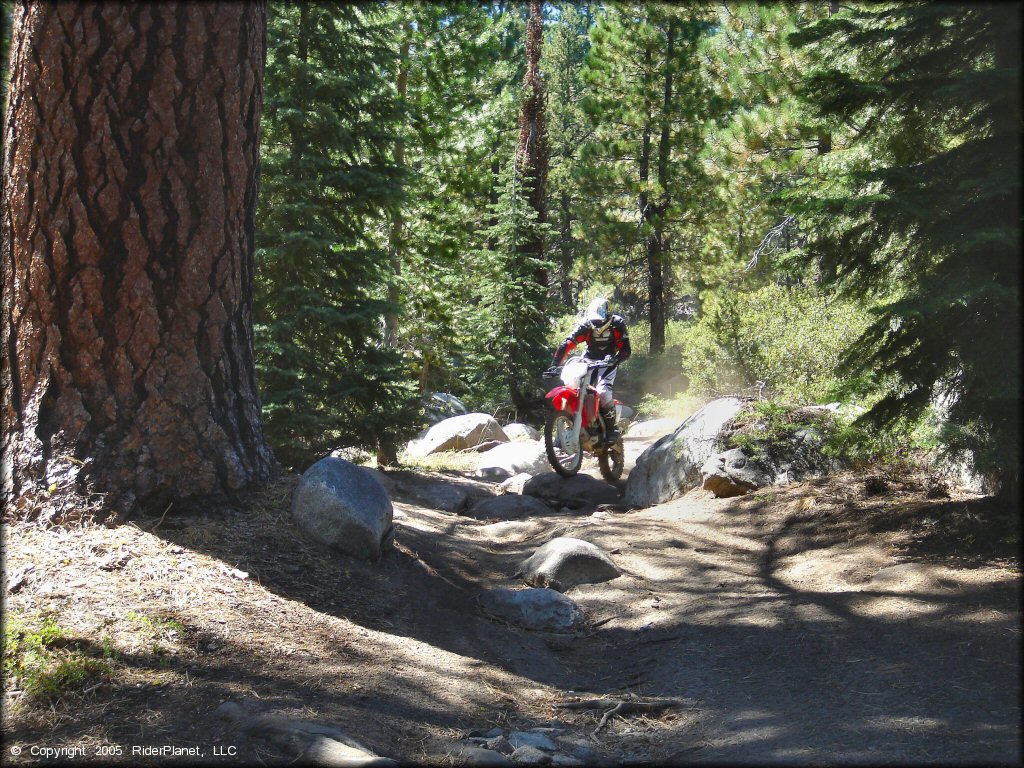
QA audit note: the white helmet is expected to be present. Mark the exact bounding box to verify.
[586,297,611,331]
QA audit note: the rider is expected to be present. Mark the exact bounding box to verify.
[551,297,631,443]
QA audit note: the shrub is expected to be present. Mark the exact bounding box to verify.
[677,282,872,404]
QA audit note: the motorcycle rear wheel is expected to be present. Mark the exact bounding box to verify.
[598,438,625,482]
[545,411,583,477]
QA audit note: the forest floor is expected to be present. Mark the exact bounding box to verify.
[3,431,1021,766]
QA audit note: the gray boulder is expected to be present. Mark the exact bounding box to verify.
[479,588,586,632]
[508,732,558,751]
[510,746,552,765]
[407,413,509,458]
[236,714,395,766]
[292,458,393,561]
[466,494,552,520]
[522,473,620,508]
[498,473,534,495]
[504,423,542,441]
[476,441,549,480]
[625,397,745,507]
[700,448,772,497]
[516,537,620,592]
[699,409,842,498]
[625,417,684,439]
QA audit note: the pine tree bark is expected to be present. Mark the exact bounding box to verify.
[515,0,549,288]
[1,3,274,517]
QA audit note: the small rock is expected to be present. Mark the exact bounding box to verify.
[478,727,505,739]
[511,745,552,765]
[466,495,552,520]
[551,756,584,767]
[304,735,398,766]
[485,736,514,754]
[213,701,246,723]
[508,732,558,751]
[504,423,541,441]
[516,537,620,592]
[479,588,586,632]
[498,473,534,495]
[453,745,516,766]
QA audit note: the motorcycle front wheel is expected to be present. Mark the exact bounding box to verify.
[545,410,583,477]
[598,438,625,482]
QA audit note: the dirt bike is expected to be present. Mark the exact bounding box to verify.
[542,356,626,481]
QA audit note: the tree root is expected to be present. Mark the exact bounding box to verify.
[553,695,688,736]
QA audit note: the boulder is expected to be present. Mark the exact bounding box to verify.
[699,409,842,498]
[424,392,469,424]
[625,397,745,508]
[236,714,396,766]
[522,473,620,508]
[516,537,620,592]
[479,588,586,632]
[476,441,549,480]
[504,423,542,442]
[292,458,393,561]
[406,413,508,458]
[452,746,516,766]
[625,417,684,439]
[700,447,772,498]
[498,473,534,495]
[510,746,552,765]
[508,732,558,752]
[466,495,552,520]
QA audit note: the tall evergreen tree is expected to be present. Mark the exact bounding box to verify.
[578,3,713,353]
[256,3,419,469]
[788,2,1021,495]
[546,2,594,307]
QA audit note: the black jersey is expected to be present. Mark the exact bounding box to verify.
[554,315,632,365]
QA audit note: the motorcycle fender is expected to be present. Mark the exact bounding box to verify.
[545,385,578,414]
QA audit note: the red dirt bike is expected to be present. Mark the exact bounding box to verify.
[542,356,626,481]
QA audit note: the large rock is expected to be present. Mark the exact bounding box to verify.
[516,537,620,592]
[504,423,541,442]
[424,392,469,424]
[625,417,684,439]
[466,494,552,520]
[236,713,396,766]
[699,407,843,498]
[498,473,534,495]
[476,441,549,481]
[522,473,620,508]
[625,397,745,507]
[407,413,509,458]
[700,447,772,498]
[479,588,586,632]
[292,458,393,561]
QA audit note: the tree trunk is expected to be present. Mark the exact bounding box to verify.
[1,3,274,518]
[558,191,574,306]
[637,44,665,355]
[384,23,411,350]
[515,0,549,288]
[647,21,676,357]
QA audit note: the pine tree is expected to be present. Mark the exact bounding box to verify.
[545,2,594,307]
[788,3,1022,495]
[255,3,419,469]
[578,3,714,353]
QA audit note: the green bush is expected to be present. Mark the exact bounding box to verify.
[677,282,873,404]
[3,613,111,703]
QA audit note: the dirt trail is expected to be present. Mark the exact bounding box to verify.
[3,435,1020,765]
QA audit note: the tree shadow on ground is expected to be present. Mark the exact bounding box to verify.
[138,471,1020,765]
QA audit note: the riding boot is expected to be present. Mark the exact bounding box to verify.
[600,403,620,444]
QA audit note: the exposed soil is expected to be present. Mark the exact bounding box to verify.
[3,434,1020,765]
